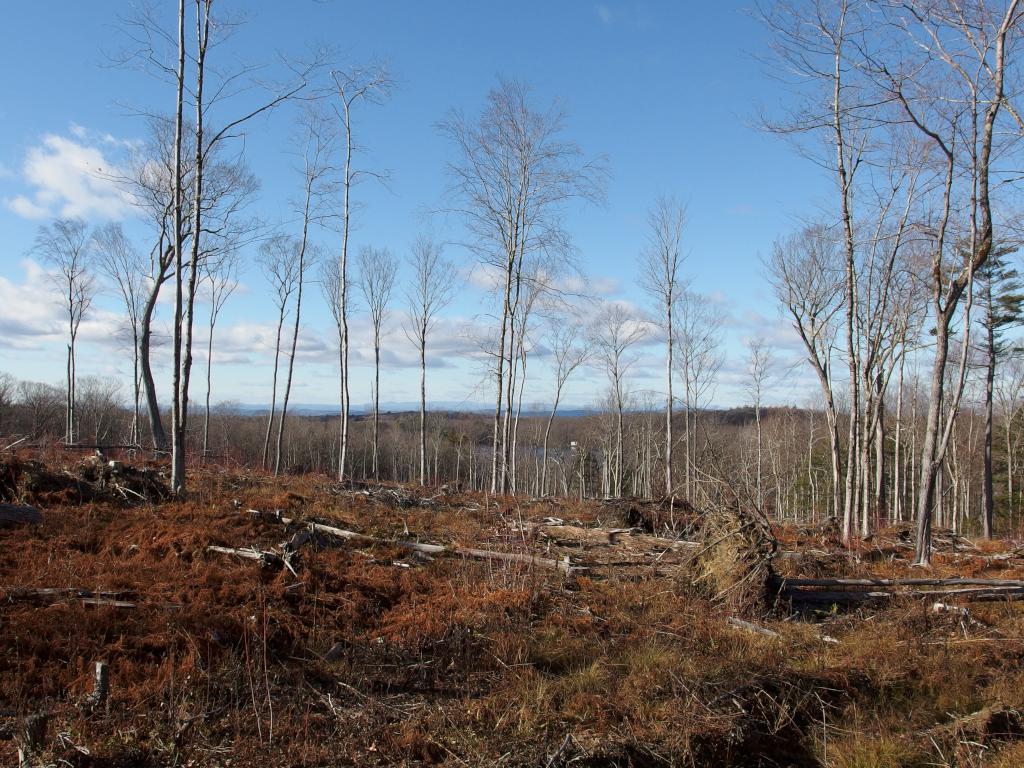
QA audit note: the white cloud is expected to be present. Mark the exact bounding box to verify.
[0,259,129,353]
[5,128,135,221]
[595,4,613,24]
[6,195,50,220]
[0,260,63,349]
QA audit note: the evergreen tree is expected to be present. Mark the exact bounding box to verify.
[978,245,1024,538]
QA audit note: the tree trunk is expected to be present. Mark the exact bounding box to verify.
[419,334,427,486]
[168,0,187,496]
[984,289,996,538]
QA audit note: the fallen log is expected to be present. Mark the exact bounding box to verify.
[7,593,133,606]
[250,510,574,574]
[782,585,1024,605]
[782,589,894,604]
[0,504,41,527]
[8,588,136,609]
[535,523,700,551]
[778,576,1024,588]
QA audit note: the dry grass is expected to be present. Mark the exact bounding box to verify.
[3,454,1024,765]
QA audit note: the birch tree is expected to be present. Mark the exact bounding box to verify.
[864,0,1024,563]
[639,196,686,498]
[358,246,398,481]
[674,289,725,503]
[760,0,873,542]
[540,317,590,495]
[274,106,335,476]
[745,336,776,510]
[259,235,300,470]
[34,218,95,445]
[200,250,238,458]
[592,303,647,498]
[767,225,844,520]
[440,77,605,494]
[403,236,456,486]
[330,65,393,483]
[94,223,146,445]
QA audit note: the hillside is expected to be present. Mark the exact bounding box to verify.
[2,454,1024,766]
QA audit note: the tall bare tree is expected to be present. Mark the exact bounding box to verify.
[863,0,1024,563]
[330,65,393,483]
[259,235,300,470]
[94,223,146,445]
[674,289,725,502]
[403,237,456,486]
[440,77,605,494]
[34,218,95,445]
[540,317,590,495]
[358,245,398,480]
[745,336,776,510]
[274,106,335,477]
[200,251,238,458]
[639,196,687,498]
[759,0,873,543]
[767,225,844,519]
[123,0,314,494]
[592,302,647,498]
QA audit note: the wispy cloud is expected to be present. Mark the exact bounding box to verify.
[4,126,135,221]
[595,4,613,25]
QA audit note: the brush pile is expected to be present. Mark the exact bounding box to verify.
[0,454,169,505]
[690,504,778,613]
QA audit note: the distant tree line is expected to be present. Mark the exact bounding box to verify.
[11,0,1024,565]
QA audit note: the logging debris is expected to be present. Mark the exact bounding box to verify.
[246,509,575,574]
[0,455,168,506]
[691,504,778,613]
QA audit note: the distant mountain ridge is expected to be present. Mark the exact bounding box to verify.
[229,402,600,418]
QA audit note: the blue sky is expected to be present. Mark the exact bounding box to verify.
[0,1,829,410]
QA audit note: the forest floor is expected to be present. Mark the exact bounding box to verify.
[3,454,1024,767]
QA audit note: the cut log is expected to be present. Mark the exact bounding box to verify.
[0,504,41,528]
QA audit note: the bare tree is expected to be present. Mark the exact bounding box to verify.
[996,356,1024,523]
[201,250,238,458]
[745,336,776,510]
[759,0,873,542]
[123,1,315,494]
[34,218,95,445]
[864,0,1024,564]
[94,223,147,445]
[440,77,605,494]
[540,317,590,495]
[259,235,300,470]
[358,245,398,480]
[403,237,456,486]
[274,106,335,477]
[330,64,393,483]
[639,196,687,498]
[0,373,15,436]
[591,303,647,498]
[674,289,725,503]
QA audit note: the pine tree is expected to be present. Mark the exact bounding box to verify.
[978,246,1024,538]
